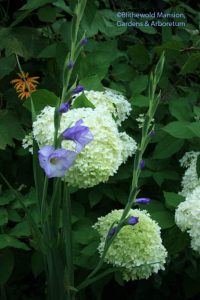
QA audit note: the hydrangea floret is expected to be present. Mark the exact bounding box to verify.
[73,89,132,125]
[175,185,200,254]
[179,151,200,197]
[93,209,167,281]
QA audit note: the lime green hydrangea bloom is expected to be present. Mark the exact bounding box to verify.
[73,89,132,125]
[179,151,200,197]
[93,209,167,281]
[32,105,137,188]
[175,185,200,254]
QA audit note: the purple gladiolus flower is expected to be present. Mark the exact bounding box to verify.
[80,37,88,46]
[108,227,117,237]
[72,85,84,94]
[58,102,70,113]
[139,159,145,169]
[67,60,74,69]
[62,119,93,153]
[128,216,139,225]
[135,197,151,204]
[38,146,77,178]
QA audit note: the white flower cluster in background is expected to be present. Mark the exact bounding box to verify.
[179,151,200,197]
[22,132,33,154]
[25,93,136,188]
[93,209,167,281]
[73,89,132,125]
[175,185,200,254]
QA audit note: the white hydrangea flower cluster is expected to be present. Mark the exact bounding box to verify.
[22,132,33,154]
[73,89,132,125]
[31,105,137,188]
[93,209,167,281]
[179,151,200,197]
[175,185,200,254]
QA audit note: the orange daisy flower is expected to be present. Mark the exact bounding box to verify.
[10,72,39,100]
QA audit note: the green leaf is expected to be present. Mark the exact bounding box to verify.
[164,192,185,210]
[38,6,57,22]
[23,89,59,114]
[73,226,96,245]
[0,55,16,79]
[187,122,200,137]
[138,26,157,34]
[150,211,175,229]
[82,9,126,37]
[7,209,22,222]
[31,251,44,277]
[1,27,48,59]
[19,0,54,11]
[196,155,200,179]
[0,234,29,250]
[113,187,128,205]
[0,110,25,150]
[79,75,103,91]
[80,40,123,79]
[153,170,179,186]
[81,241,99,256]
[139,199,166,214]
[0,190,15,206]
[152,135,184,159]
[180,53,200,75]
[72,92,95,109]
[11,188,37,209]
[162,121,196,139]
[128,44,150,70]
[111,63,136,82]
[37,43,57,58]
[169,97,193,121]
[89,190,103,208]
[0,249,14,284]
[52,0,72,15]
[163,227,189,254]
[9,221,31,237]
[130,95,149,107]
[0,208,8,226]
[129,75,148,95]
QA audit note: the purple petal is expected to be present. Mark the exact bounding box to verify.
[108,227,117,237]
[72,85,84,94]
[139,159,145,169]
[58,102,70,113]
[135,198,151,204]
[62,119,93,153]
[67,60,74,69]
[80,37,88,46]
[149,130,155,137]
[127,216,139,225]
[38,146,77,178]
[38,146,55,169]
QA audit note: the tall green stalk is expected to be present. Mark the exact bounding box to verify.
[40,1,87,300]
[15,1,88,299]
[76,52,165,292]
